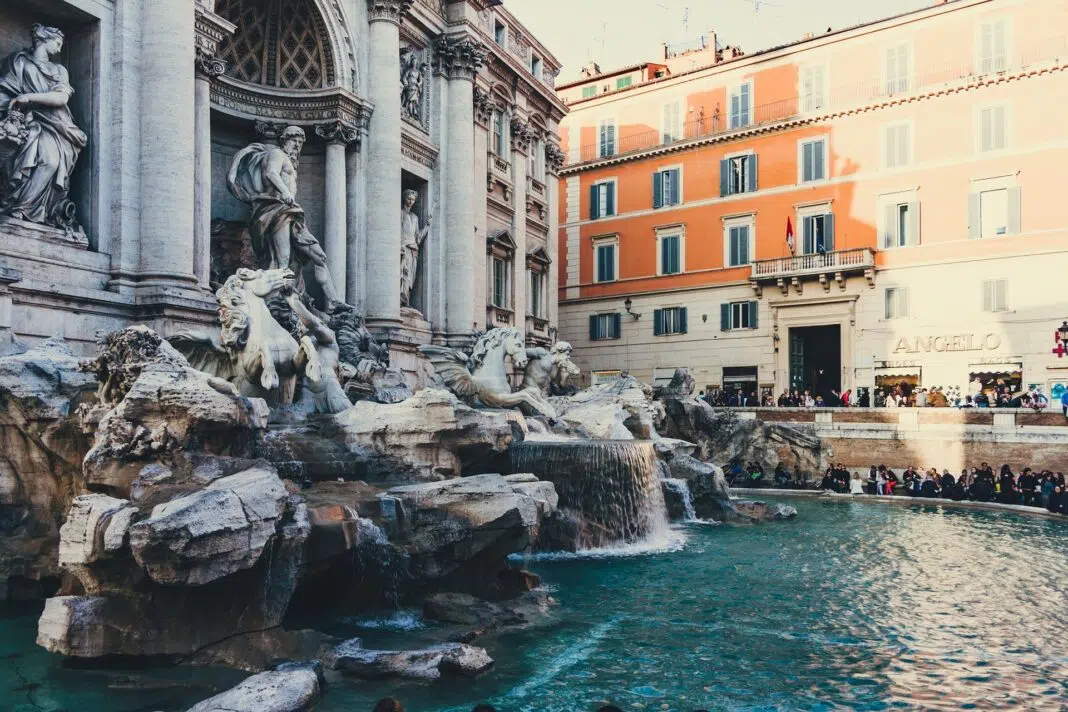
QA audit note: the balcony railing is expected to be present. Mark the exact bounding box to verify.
[751,248,874,281]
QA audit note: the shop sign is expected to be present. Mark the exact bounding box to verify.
[893,333,1002,354]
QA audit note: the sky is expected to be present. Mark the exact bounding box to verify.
[504,0,933,81]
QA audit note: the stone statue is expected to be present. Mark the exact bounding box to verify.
[420,328,557,417]
[0,24,88,234]
[169,268,323,408]
[227,126,344,313]
[399,188,431,308]
[522,341,580,396]
[285,292,351,414]
[400,50,424,123]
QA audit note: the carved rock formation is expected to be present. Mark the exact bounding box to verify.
[324,638,494,680]
[185,668,321,712]
[0,336,96,599]
[549,376,663,440]
[654,439,735,521]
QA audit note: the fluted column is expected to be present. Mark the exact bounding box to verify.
[316,121,359,299]
[364,0,413,329]
[437,36,487,344]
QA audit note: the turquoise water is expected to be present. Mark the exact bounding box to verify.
[5,497,1068,711]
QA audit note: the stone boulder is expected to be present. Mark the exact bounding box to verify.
[324,638,493,680]
[655,439,734,521]
[549,376,662,440]
[732,500,799,521]
[185,668,321,712]
[332,388,525,483]
[82,326,269,497]
[0,336,96,599]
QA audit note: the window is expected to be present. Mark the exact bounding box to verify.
[653,167,681,208]
[981,279,1008,313]
[884,287,909,320]
[653,307,687,336]
[581,85,597,99]
[531,55,541,77]
[598,119,616,157]
[881,200,919,248]
[492,111,507,156]
[723,215,754,267]
[589,313,622,340]
[885,43,910,95]
[720,154,757,196]
[589,181,616,220]
[616,76,632,89]
[494,20,506,46]
[594,238,617,282]
[492,257,509,308]
[799,138,827,182]
[977,104,1007,153]
[977,20,1008,74]
[720,301,759,331]
[799,210,835,254]
[801,65,826,112]
[658,231,683,275]
[883,122,911,169]
[528,269,545,317]
[661,101,682,143]
[729,82,752,128]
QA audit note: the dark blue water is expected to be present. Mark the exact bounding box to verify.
[5,497,1068,711]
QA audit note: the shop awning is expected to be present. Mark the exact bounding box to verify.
[874,366,922,377]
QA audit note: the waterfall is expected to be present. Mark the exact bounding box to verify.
[662,478,697,521]
[511,440,669,548]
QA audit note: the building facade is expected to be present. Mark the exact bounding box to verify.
[0,0,565,380]
[556,0,1068,403]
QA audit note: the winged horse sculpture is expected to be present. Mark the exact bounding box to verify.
[420,328,557,418]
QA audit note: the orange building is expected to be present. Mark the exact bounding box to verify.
[556,0,1068,404]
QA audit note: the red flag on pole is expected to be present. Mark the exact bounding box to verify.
[786,217,795,255]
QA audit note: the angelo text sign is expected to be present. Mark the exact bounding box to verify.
[893,334,1003,354]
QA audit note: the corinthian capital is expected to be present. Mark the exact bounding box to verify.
[435,35,488,81]
[367,0,415,24]
[510,117,537,153]
[316,120,361,147]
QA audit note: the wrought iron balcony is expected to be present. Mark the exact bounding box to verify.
[749,248,875,295]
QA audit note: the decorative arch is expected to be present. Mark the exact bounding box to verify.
[215,0,356,91]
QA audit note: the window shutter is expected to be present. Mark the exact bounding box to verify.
[996,280,1007,312]
[982,281,993,312]
[653,308,664,336]
[802,142,812,182]
[612,313,622,338]
[720,303,730,331]
[670,169,680,204]
[824,213,835,251]
[747,154,759,192]
[605,183,615,216]
[719,159,729,197]
[589,314,599,340]
[679,307,688,334]
[815,140,825,179]
[882,204,897,248]
[900,288,910,318]
[599,124,607,156]
[606,123,616,155]
[653,171,663,209]
[748,301,759,329]
[590,185,599,220]
[967,192,981,238]
[907,201,920,245]
[1006,187,1021,234]
[739,226,749,264]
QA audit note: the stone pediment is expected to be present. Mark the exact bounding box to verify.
[526,245,551,268]
[486,228,516,254]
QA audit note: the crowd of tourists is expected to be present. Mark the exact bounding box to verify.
[814,462,1068,513]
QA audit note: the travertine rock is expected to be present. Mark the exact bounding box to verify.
[654,439,734,521]
[57,494,136,567]
[549,376,662,440]
[334,388,525,482]
[324,638,493,680]
[185,669,321,712]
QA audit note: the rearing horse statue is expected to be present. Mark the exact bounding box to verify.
[420,328,557,417]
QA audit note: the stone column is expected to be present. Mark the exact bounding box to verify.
[471,88,495,331]
[316,121,359,301]
[193,7,235,290]
[437,36,487,345]
[364,0,413,330]
[0,264,19,338]
[510,118,533,333]
[545,143,564,330]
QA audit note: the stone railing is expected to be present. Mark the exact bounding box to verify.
[713,406,1068,430]
[527,175,545,198]
[751,248,874,281]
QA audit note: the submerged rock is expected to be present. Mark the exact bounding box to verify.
[185,668,320,712]
[732,500,799,521]
[324,638,493,680]
[422,592,526,627]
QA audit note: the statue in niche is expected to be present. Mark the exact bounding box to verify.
[399,188,432,309]
[227,126,345,313]
[0,24,87,235]
[400,49,424,123]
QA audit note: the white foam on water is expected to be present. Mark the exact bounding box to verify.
[501,616,621,702]
[342,610,425,631]
[662,477,698,521]
[513,528,688,562]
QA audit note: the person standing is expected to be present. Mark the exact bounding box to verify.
[1061,388,1068,420]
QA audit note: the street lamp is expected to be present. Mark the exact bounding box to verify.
[624,297,642,319]
[1059,321,1068,351]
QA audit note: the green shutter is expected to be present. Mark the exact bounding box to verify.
[720,303,730,331]
[824,213,835,251]
[670,169,680,204]
[679,307,688,334]
[653,309,664,336]
[589,184,599,220]
[749,301,759,329]
[747,154,758,192]
[606,183,615,216]
[719,159,729,197]
[612,313,622,338]
[653,171,663,209]
[589,314,599,340]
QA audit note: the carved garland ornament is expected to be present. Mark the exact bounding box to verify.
[472,86,496,127]
[544,143,565,174]
[435,36,488,81]
[510,117,537,153]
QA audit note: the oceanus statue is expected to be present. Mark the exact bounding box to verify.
[420,328,557,417]
[170,268,322,406]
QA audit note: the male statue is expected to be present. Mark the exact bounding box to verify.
[227,126,344,312]
[522,341,580,396]
[399,188,431,308]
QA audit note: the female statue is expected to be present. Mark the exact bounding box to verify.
[0,24,87,232]
[399,189,431,308]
